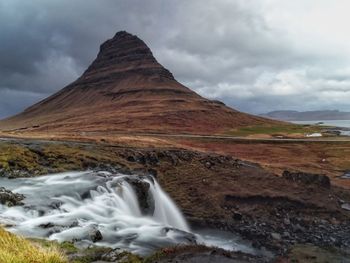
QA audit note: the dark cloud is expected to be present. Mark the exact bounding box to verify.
[1,0,350,118]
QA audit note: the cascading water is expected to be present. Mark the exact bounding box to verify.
[0,171,255,255]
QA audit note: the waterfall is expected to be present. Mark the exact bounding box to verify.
[0,171,192,255]
[0,171,255,256]
[147,179,189,231]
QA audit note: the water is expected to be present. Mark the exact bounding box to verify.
[0,171,254,255]
[292,120,350,136]
[293,120,350,128]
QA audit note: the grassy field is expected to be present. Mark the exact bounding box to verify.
[226,123,323,137]
[0,227,66,263]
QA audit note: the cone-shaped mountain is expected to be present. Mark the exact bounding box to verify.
[0,31,276,134]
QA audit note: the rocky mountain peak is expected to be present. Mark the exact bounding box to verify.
[83,31,174,80]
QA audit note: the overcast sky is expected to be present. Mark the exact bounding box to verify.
[1,0,350,118]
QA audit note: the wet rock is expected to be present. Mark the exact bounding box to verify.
[341,203,350,211]
[147,168,158,178]
[163,227,197,244]
[39,222,55,229]
[125,177,154,215]
[0,187,24,206]
[341,171,350,179]
[89,228,103,242]
[282,171,330,188]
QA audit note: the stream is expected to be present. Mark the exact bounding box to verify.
[0,171,256,255]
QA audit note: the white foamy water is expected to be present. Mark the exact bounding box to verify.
[0,171,254,255]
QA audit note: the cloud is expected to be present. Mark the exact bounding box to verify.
[0,0,350,118]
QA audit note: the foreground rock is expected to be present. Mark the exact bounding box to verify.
[0,187,24,206]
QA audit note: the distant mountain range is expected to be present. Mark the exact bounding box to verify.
[261,110,350,121]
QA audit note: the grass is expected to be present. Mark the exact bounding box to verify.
[226,124,323,137]
[0,142,129,178]
[287,244,350,263]
[0,143,40,173]
[0,227,67,263]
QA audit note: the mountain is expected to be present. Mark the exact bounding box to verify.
[262,110,350,121]
[0,31,277,135]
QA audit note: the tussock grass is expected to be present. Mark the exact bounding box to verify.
[0,227,67,263]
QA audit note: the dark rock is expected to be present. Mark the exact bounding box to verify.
[205,161,212,169]
[125,177,154,215]
[39,222,55,229]
[127,156,136,162]
[282,171,331,188]
[0,187,24,206]
[233,212,243,221]
[147,168,158,178]
[89,228,103,242]
[271,232,281,240]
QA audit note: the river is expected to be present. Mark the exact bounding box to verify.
[0,171,256,256]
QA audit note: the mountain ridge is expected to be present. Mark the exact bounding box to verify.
[262,110,350,121]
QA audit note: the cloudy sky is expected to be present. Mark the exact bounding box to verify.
[1,0,350,118]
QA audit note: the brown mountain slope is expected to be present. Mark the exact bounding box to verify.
[0,31,279,134]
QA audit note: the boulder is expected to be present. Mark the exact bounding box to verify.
[89,228,103,242]
[0,187,24,206]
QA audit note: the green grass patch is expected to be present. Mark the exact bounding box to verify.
[226,124,323,137]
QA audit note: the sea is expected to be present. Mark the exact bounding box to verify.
[292,120,350,136]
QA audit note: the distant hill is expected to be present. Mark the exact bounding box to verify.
[261,110,350,121]
[0,31,278,135]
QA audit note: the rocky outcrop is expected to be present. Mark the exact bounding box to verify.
[0,187,24,206]
[125,177,155,215]
[83,31,175,82]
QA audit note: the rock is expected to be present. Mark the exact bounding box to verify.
[125,177,154,215]
[283,218,291,225]
[101,248,124,261]
[282,171,330,188]
[163,227,197,244]
[39,222,55,229]
[341,203,350,211]
[0,187,24,206]
[127,156,136,162]
[205,162,212,169]
[341,171,350,179]
[89,228,103,243]
[283,231,290,238]
[271,232,281,240]
[233,212,243,221]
